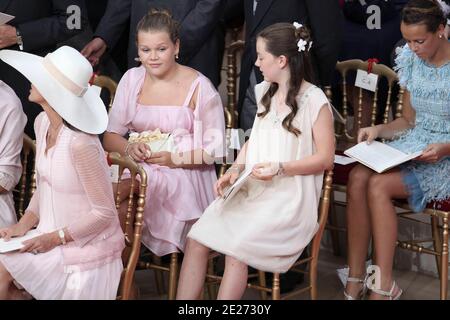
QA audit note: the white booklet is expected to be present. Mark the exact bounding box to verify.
[334,154,357,166]
[222,167,253,202]
[0,12,14,25]
[0,229,42,253]
[344,141,422,173]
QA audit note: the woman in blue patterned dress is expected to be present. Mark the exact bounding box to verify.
[344,0,450,300]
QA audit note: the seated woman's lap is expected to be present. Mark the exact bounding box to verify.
[348,164,409,200]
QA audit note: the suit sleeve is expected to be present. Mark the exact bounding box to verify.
[178,0,225,63]
[94,0,131,49]
[17,0,88,52]
[305,0,343,86]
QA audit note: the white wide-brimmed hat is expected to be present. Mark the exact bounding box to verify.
[0,46,107,134]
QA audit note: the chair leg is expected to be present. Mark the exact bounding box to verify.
[152,255,166,296]
[310,258,318,300]
[440,216,448,300]
[431,216,443,279]
[257,270,268,300]
[272,273,280,300]
[168,253,178,300]
[328,191,341,256]
[206,259,218,299]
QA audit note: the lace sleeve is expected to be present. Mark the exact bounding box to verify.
[66,134,118,247]
[394,44,414,89]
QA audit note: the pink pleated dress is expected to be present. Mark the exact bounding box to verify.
[107,66,225,256]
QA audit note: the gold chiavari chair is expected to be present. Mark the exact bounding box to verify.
[93,75,118,113]
[204,170,333,300]
[326,60,403,256]
[218,39,245,177]
[394,199,450,300]
[107,152,147,300]
[15,134,37,219]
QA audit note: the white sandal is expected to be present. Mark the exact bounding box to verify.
[343,275,368,300]
[367,280,403,300]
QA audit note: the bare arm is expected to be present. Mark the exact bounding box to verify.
[283,105,335,176]
[103,132,128,156]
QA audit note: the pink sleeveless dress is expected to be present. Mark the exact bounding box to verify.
[107,67,225,256]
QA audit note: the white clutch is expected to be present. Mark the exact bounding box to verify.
[129,129,175,153]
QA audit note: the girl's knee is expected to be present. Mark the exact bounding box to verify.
[367,174,391,200]
[225,255,247,269]
[186,239,209,257]
[0,262,12,283]
[347,166,372,195]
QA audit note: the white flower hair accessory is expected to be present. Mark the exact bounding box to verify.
[293,22,303,29]
[297,39,307,52]
[293,21,312,52]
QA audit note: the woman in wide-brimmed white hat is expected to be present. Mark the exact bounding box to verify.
[0,46,125,300]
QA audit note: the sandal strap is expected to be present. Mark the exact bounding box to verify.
[343,290,358,300]
[367,281,398,299]
[347,276,365,283]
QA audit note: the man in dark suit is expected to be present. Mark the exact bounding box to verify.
[0,0,88,137]
[239,0,343,131]
[81,0,225,87]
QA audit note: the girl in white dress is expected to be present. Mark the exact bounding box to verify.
[176,22,335,300]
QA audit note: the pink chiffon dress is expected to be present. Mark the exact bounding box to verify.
[0,113,125,300]
[107,66,225,256]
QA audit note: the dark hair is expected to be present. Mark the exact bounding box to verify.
[401,0,447,32]
[256,23,314,137]
[136,8,180,44]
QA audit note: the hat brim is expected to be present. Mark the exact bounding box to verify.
[0,50,108,134]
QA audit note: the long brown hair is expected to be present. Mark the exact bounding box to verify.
[256,23,314,136]
[401,0,448,32]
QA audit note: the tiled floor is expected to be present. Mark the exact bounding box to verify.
[135,249,444,300]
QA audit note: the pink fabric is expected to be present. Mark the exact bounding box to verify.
[0,81,27,227]
[26,112,124,270]
[107,66,225,256]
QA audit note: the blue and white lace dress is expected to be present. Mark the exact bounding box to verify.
[387,45,450,212]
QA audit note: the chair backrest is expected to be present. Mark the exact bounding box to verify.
[15,134,37,218]
[217,40,245,178]
[224,40,245,129]
[330,59,404,145]
[107,152,147,300]
[93,75,118,113]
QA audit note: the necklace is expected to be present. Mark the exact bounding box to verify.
[273,93,286,124]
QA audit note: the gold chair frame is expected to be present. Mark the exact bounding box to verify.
[16,134,37,218]
[108,152,148,300]
[93,75,118,113]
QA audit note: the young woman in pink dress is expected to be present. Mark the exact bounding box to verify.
[103,10,225,257]
[0,46,124,300]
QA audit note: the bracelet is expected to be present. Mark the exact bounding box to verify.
[124,142,132,158]
[226,165,241,175]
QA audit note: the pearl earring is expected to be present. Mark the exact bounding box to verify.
[134,57,141,62]
[439,34,444,39]
[175,54,179,59]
